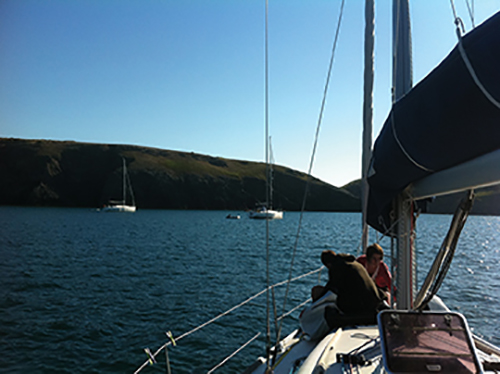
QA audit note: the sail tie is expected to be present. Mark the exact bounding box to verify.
[390,114,434,173]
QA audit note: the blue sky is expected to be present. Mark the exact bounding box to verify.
[1,1,499,186]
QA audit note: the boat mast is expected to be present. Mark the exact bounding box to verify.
[269,137,274,210]
[122,157,126,205]
[392,0,414,309]
[361,0,375,252]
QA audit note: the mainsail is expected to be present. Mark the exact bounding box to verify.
[367,11,500,233]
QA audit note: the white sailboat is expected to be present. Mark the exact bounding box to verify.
[249,206,283,220]
[102,158,136,213]
[249,137,283,220]
[134,2,500,373]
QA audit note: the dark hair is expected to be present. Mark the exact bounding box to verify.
[321,250,336,266]
[366,243,384,261]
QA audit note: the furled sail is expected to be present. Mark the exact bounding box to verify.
[367,11,500,233]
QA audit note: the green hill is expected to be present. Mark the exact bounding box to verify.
[0,138,360,211]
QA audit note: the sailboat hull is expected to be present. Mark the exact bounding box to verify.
[248,210,283,219]
[101,205,136,213]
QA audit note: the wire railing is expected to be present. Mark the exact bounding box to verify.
[134,266,323,374]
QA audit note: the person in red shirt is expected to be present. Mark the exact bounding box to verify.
[356,243,392,300]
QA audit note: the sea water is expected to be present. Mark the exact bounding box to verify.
[1,207,499,373]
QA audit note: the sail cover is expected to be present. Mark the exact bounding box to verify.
[367,11,500,233]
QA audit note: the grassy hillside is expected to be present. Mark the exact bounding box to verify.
[0,138,360,211]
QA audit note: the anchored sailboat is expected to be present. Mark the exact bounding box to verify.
[102,158,136,213]
[249,137,283,220]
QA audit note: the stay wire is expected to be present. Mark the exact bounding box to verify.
[465,0,475,27]
[273,0,346,359]
[264,0,272,369]
[414,191,474,311]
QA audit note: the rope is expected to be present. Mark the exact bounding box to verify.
[450,0,500,110]
[277,297,312,322]
[465,0,475,28]
[274,0,346,355]
[133,267,323,374]
[207,333,262,374]
[390,113,434,173]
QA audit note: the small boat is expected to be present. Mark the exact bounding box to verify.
[102,158,136,213]
[226,214,241,219]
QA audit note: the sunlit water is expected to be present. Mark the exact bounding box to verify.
[1,207,499,373]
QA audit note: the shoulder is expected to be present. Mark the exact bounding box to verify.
[380,262,391,278]
[356,255,367,264]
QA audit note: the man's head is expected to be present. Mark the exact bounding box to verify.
[321,250,356,270]
[321,250,336,269]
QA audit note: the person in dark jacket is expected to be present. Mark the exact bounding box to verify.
[312,250,388,328]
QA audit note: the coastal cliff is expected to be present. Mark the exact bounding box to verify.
[0,138,360,211]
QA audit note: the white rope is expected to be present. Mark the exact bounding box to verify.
[464,0,475,28]
[450,0,500,109]
[277,297,312,322]
[390,113,434,173]
[456,28,500,110]
[207,332,262,374]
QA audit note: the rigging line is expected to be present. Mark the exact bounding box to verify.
[465,0,475,27]
[207,332,262,374]
[277,297,312,322]
[133,267,323,374]
[271,286,280,342]
[390,114,434,173]
[391,0,401,104]
[264,0,272,369]
[133,290,267,374]
[274,0,346,350]
[382,209,405,238]
[414,191,474,311]
[449,6,500,110]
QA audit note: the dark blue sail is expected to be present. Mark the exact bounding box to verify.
[367,11,500,233]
